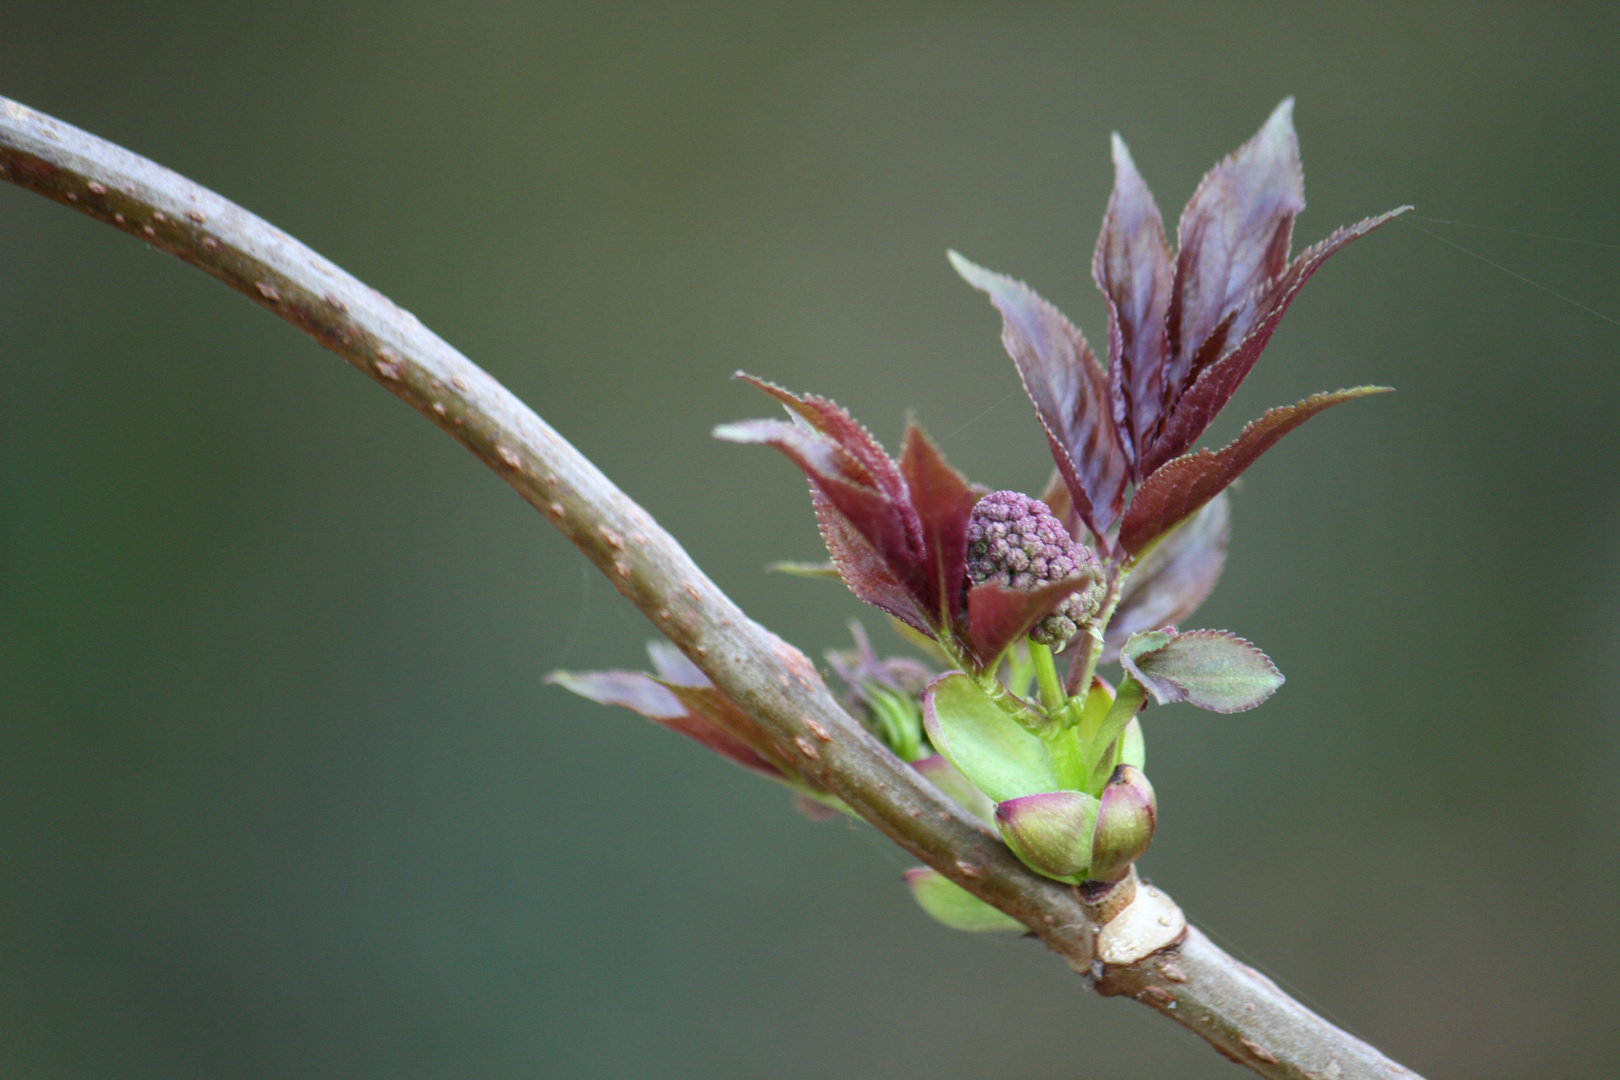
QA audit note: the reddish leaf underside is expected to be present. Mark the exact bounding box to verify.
[950,251,1129,547]
[659,681,790,778]
[811,486,933,633]
[649,714,785,780]
[899,422,979,626]
[714,414,924,599]
[1120,387,1390,556]
[736,374,913,505]
[720,376,987,640]
[1094,133,1174,479]
[1163,99,1304,418]
[546,668,785,780]
[1142,207,1408,474]
[965,575,1097,671]
[1104,492,1230,662]
[546,668,686,720]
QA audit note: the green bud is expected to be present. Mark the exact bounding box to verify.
[903,867,1022,932]
[994,790,1100,881]
[1089,765,1157,882]
[867,686,924,762]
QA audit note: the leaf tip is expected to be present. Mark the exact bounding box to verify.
[946,248,984,284]
[764,559,841,580]
[1109,131,1133,168]
[710,420,750,443]
[1329,385,1395,402]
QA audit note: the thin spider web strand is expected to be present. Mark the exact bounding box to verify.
[937,387,1021,444]
[1397,217,1620,328]
[1414,216,1620,251]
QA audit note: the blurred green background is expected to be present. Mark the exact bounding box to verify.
[2,2,1617,1077]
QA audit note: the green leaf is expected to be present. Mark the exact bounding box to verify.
[1083,676,1148,793]
[1122,628,1173,658]
[912,755,996,825]
[921,673,1061,804]
[1121,629,1284,713]
[1120,716,1146,771]
[903,867,1023,932]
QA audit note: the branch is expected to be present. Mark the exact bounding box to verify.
[0,95,1423,1080]
[1099,927,1421,1077]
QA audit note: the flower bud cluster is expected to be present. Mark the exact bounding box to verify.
[965,491,1103,646]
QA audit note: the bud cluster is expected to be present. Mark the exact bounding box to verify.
[827,623,933,761]
[647,100,1335,938]
[965,491,1103,646]
[993,764,1157,884]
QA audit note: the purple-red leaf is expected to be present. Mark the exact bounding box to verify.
[714,414,922,598]
[1094,133,1173,477]
[812,487,933,633]
[659,681,787,777]
[1120,387,1388,556]
[718,377,972,632]
[735,374,911,506]
[899,422,979,625]
[1104,492,1230,662]
[1143,207,1408,474]
[647,641,788,771]
[545,667,685,720]
[646,639,708,687]
[546,665,786,780]
[1163,99,1304,417]
[1120,629,1283,713]
[964,574,1098,672]
[950,251,1129,547]
[712,416,851,481]
[653,714,785,780]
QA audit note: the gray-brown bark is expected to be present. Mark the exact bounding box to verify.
[1097,927,1420,1079]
